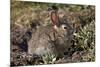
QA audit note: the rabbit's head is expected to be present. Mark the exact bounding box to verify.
[49,6,74,38]
[47,6,74,55]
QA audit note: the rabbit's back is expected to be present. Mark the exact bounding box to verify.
[28,25,58,56]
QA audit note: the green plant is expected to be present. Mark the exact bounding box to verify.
[42,53,57,64]
[73,20,95,61]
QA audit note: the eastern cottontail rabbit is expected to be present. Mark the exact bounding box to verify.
[28,6,74,57]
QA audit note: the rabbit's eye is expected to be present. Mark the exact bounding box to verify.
[61,25,67,30]
[64,27,67,29]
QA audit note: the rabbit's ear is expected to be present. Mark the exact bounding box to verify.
[50,11,59,26]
